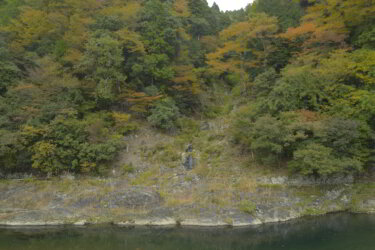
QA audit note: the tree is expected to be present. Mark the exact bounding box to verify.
[0,41,22,95]
[207,13,279,79]
[78,32,126,102]
[252,0,303,30]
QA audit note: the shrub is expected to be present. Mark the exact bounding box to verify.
[289,143,363,176]
[122,163,135,174]
[232,111,312,165]
[147,97,180,130]
[23,113,125,175]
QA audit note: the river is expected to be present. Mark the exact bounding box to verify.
[0,213,374,250]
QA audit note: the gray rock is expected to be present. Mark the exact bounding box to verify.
[200,122,210,131]
[186,144,193,153]
[270,177,287,185]
[325,189,344,200]
[182,155,197,171]
[72,197,99,209]
[102,189,162,208]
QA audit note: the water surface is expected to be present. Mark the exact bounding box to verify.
[0,214,374,250]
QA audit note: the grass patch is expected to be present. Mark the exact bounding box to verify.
[122,163,135,174]
[233,177,258,192]
[349,182,375,211]
[258,183,284,189]
[238,200,256,214]
[165,194,194,207]
[302,207,327,216]
[131,169,158,186]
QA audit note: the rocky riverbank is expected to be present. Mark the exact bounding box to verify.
[0,176,374,227]
[1,121,374,227]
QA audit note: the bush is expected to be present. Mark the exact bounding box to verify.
[232,111,312,165]
[232,107,369,176]
[22,113,125,175]
[147,97,180,130]
[289,143,363,176]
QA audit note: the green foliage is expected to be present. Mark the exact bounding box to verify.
[148,98,180,131]
[265,66,329,113]
[122,163,135,174]
[252,0,303,30]
[78,32,126,102]
[233,107,372,176]
[0,0,24,25]
[233,111,311,165]
[289,143,363,176]
[23,113,124,175]
[0,42,22,95]
[354,27,375,49]
[251,68,279,97]
[1,0,375,180]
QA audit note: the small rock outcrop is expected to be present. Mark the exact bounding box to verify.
[182,144,197,170]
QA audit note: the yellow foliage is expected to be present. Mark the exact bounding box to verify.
[304,0,375,30]
[100,1,141,23]
[171,64,202,95]
[286,0,375,49]
[220,21,251,40]
[64,0,103,14]
[63,48,84,65]
[63,14,93,48]
[207,13,279,76]
[6,8,56,51]
[350,50,375,85]
[172,0,191,17]
[21,125,45,139]
[173,65,197,83]
[200,35,220,52]
[316,49,375,85]
[112,112,131,124]
[115,29,145,53]
[247,13,279,38]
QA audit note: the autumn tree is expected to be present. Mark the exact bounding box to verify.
[207,13,279,81]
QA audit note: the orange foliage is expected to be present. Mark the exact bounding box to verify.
[120,91,163,113]
[296,110,321,122]
[281,23,316,40]
[282,0,375,50]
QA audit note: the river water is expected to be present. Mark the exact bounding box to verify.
[0,213,374,250]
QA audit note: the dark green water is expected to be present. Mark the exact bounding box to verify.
[0,214,374,250]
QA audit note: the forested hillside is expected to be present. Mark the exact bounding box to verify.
[0,0,374,178]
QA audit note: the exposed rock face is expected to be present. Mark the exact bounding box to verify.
[102,190,162,208]
[69,188,162,209]
[257,175,355,186]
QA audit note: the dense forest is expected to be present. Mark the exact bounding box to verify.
[0,0,374,177]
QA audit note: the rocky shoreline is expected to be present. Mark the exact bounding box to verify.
[0,177,374,227]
